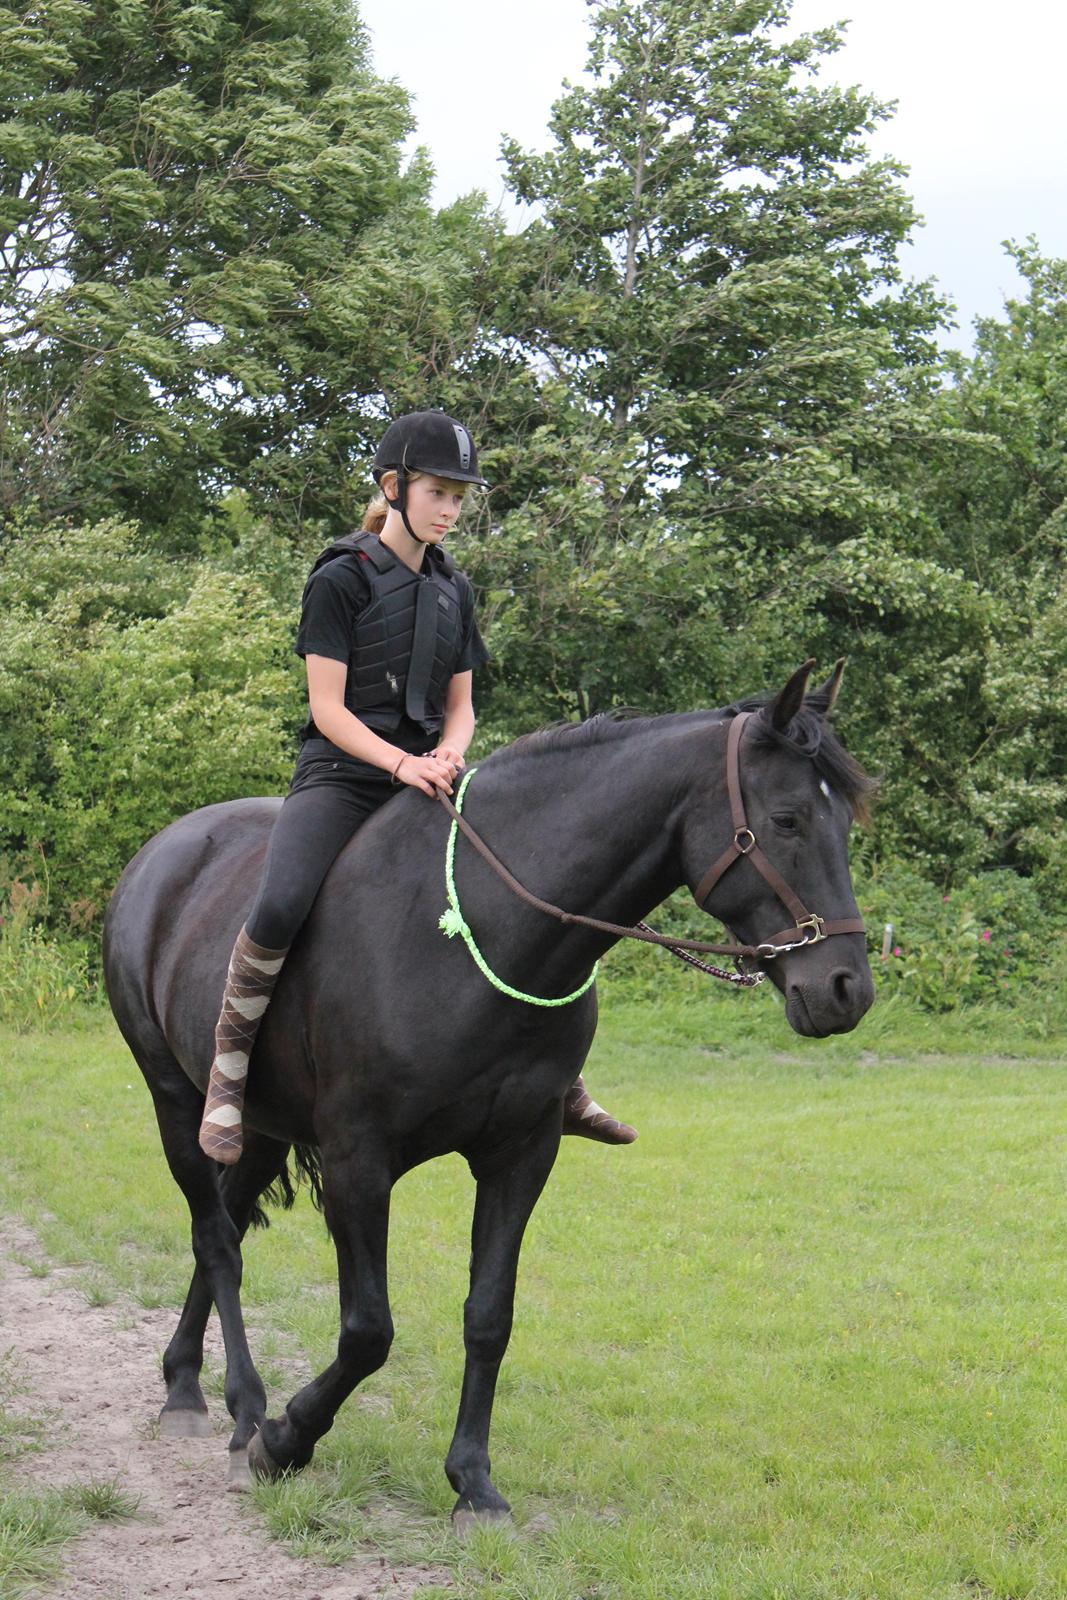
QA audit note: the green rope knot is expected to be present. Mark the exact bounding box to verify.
[440,767,598,1007]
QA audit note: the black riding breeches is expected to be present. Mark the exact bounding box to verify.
[244,745,427,948]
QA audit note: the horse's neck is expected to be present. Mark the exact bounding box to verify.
[464,726,716,984]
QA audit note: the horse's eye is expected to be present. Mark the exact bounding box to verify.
[772,813,798,833]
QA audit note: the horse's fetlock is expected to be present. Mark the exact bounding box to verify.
[445,1445,489,1493]
[224,1372,266,1423]
[163,1369,206,1412]
[162,1350,201,1387]
[260,1415,315,1473]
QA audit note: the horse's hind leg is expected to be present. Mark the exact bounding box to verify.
[446,1107,561,1529]
[160,1130,290,1462]
[141,1052,278,1475]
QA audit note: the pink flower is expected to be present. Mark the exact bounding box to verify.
[893,946,902,957]
[981,929,992,942]
[942,895,949,903]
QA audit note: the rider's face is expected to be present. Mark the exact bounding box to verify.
[402,474,468,544]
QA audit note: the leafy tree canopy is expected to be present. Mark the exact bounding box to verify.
[0,0,494,541]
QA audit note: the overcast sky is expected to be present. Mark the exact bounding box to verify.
[356,0,1066,353]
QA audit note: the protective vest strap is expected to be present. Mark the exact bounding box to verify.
[307,530,456,580]
[406,579,440,724]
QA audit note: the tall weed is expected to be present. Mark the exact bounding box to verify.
[0,862,89,1032]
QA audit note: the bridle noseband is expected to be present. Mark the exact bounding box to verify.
[692,712,866,959]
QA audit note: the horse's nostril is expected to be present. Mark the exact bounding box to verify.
[832,968,854,1008]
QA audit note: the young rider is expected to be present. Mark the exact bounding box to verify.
[198,411,637,1164]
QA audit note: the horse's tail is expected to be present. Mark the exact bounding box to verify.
[249,1142,327,1231]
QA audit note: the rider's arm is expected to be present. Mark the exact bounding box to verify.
[435,671,475,763]
[305,656,452,795]
[305,656,405,772]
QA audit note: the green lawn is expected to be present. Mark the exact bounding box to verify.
[2,990,1067,1599]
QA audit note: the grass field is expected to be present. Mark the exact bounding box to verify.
[2,985,1067,1599]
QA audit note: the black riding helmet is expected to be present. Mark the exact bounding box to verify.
[372,411,489,544]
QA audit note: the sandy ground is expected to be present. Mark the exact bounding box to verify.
[0,1220,456,1600]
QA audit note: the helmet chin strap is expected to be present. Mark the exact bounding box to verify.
[383,466,430,545]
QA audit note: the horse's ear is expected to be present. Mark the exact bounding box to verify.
[767,659,816,731]
[808,657,845,717]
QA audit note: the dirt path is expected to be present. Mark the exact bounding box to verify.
[0,1221,455,1600]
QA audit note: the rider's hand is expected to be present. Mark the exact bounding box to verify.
[432,742,466,774]
[394,752,455,798]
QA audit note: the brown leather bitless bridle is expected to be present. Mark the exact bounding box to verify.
[436,710,866,987]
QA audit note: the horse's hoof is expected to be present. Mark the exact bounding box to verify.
[158,1406,213,1440]
[227,1448,254,1492]
[247,1427,285,1482]
[452,1506,513,1539]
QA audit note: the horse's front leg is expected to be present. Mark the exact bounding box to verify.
[446,1105,562,1530]
[250,1145,393,1478]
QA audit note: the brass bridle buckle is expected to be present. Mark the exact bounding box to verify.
[734,827,756,855]
[752,915,828,962]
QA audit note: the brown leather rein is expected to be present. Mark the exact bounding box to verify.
[435,711,865,983]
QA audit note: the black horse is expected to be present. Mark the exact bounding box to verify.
[103,662,875,1525]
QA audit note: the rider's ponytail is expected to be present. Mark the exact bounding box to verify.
[362,469,426,534]
[361,494,388,533]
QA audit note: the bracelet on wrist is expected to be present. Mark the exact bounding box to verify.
[390,753,408,785]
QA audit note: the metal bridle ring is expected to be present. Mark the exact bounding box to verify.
[734,828,756,855]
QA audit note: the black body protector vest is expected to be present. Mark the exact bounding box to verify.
[302,532,465,738]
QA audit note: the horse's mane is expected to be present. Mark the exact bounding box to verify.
[484,708,706,766]
[728,697,877,824]
[484,702,876,822]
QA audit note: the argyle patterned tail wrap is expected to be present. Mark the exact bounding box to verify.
[198,926,289,1165]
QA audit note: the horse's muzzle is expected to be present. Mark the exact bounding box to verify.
[783,956,876,1038]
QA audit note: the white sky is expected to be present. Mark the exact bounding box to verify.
[357,0,1067,352]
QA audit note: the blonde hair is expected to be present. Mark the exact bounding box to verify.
[361,469,427,534]
[361,494,389,534]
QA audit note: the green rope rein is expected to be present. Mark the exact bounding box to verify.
[438,767,599,1007]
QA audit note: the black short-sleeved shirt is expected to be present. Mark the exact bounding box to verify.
[294,548,490,760]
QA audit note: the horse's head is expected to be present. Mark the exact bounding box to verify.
[684,660,876,1037]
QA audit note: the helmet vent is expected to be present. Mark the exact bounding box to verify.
[452,424,471,470]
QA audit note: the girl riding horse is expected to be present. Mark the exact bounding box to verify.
[198,410,635,1163]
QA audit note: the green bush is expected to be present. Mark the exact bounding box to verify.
[854,863,1062,1011]
[0,513,307,926]
[595,866,1064,1017]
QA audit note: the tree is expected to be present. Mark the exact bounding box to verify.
[725,244,1067,900]
[448,0,951,728]
[503,0,941,472]
[915,244,1067,896]
[0,0,493,541]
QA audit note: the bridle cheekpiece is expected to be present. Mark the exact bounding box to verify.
[692,712,865,960]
